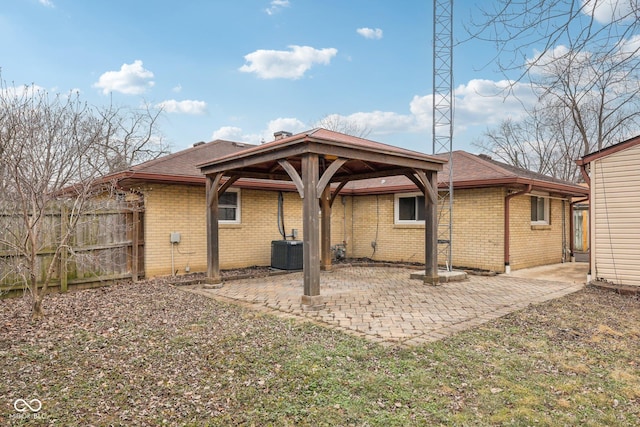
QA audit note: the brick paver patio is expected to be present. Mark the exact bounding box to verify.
[186,267,584,346]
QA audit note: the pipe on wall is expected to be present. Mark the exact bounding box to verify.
[504,184,532,274]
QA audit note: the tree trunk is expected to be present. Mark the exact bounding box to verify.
[30,274,44,320]
[31,293,44,320]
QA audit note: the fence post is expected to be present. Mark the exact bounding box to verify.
[60,204,68,293]
[131,206,139,282]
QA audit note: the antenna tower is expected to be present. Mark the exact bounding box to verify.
[432,0,454,270]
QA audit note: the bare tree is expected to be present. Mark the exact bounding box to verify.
[475,104,583,181]
[313,114,371,138]
[476,43,640,182]
[470,2,640,181]
[90,100,168,173]
[0,79,166,319]
[467,1,640,84]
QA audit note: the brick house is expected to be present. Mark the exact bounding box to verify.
[577,135,640,287]
[105,130,588,277]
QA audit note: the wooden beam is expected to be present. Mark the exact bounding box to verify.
[320,185,332,271]
[305,143,445,171]
[404,172,426,195]
[317,158,347,197]
[415,170,437,204]
[424,171,439,285]
[206,173,222,284]
[200,144,308,175]
[356,159,377,172]
[217,176,240,197]
[278,159,305,198]
[301,153,322,308]
[333,167,416,183]
[329,180,349,207]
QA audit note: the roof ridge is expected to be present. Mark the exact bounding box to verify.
[458,151,516,178]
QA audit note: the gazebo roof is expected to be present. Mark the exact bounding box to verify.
[198,128,445,182]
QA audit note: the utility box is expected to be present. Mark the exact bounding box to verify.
[271,240,303,270]
[170,232,181,243]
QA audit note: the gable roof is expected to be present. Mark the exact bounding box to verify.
[576,134,640,165]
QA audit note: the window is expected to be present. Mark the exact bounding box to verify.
[219,189,240,223]
[530,195,550,225]
[395,193,425,223]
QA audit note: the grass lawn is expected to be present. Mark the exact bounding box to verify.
[1,279,639,426]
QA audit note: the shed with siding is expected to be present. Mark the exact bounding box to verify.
[577,135,640,287]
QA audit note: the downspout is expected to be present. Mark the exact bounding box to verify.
[504,184,532,274]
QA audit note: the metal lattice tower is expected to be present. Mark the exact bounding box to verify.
[432,0,453,270]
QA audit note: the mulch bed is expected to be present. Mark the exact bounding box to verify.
[163,259,496,287]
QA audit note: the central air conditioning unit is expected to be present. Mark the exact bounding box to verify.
[271,240,303,270]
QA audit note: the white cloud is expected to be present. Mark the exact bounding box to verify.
[211,118,307,145]
[172,84,182,93]
[408,79,536,137]
[581,0,638,24]
[356,27,383,40]
[156,99,207,115]
[319,111,416,135]
[263,117,307,140]
[211,126,246,141]
[239,45,338,79]
[39,0,54,7]
[1,83,47,99]
[265,0,290,15]
[453,79,536,125]
[93,60,155,95]
[209,78,535,148]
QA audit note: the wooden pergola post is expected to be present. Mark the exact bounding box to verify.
[205,173,222,285]
[424,171,439,285]
[301,153,322,308]
[320,185,332,271]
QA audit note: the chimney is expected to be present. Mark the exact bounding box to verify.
[273,130,292,140]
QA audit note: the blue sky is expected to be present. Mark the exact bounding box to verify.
[0,0,599,154]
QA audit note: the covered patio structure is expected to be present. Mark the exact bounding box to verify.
[198,129,446,308]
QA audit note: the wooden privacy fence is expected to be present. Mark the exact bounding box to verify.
[0,199,144,296]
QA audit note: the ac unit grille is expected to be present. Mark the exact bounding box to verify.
[271,240,303,270]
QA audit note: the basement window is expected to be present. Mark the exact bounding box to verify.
[219,189,240,224]
[530,195,550,225]
[395,193,425,224]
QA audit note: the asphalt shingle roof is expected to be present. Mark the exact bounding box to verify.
[109,130,587,197]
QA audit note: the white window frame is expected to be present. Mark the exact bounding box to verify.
[219,188,241,224]
[394,192,425,224]
[530,194,550,225]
